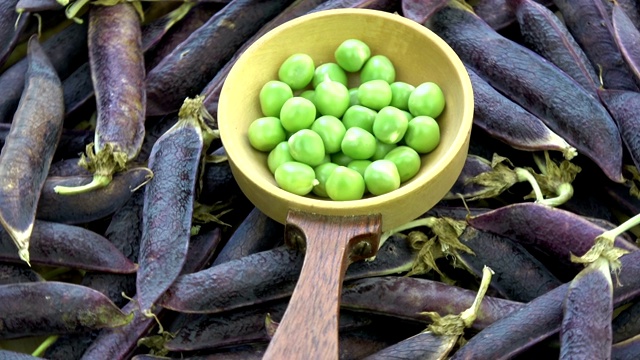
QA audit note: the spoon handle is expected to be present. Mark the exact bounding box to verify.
[263,210,381,360]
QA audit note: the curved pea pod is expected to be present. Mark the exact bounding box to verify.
[146,0,295,116]
[443,154,493,200]
[159,234,415,313]
[0,220,137,273]
[613,334,640,360]
[15,0,62,12]
[612,2,640,85]
[36,166,152,224]
[0,350,44,359]
[0,0,29,68]
[0,36,64,264]
[466,66,576,159]
[0,282,132,339]
[135,113,178,164]
[613,301,640,343]
[0,263,43,284]
[0,125,93,162]
[466,203,638,267]
[508,0,599,97]
[553,0,638,91]
[54,3,146,195]
[560,257,613,359]
[0,20,87,124]
[136,98,212,315]
[363,331,457,360]
[426,1,624,183]
[598,89,640,174]
[47,158,92,177]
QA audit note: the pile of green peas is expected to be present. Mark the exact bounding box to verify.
[247,39,444,201]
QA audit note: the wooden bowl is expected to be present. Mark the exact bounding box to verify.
[218,8,473,360]
[219,9,473,232]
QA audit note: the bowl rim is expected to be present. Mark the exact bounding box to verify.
[218,8,474,223]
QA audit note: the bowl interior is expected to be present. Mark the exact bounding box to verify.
[218,9,473,231]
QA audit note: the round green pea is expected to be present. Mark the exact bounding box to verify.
[404,116,440,153]
[278,53,315,90]
[341,127,376,160]
[267,141,294,174]
[364,159,401,195]
[248,116,286,152]
[371,140,397,161]
[360,55,395,83]
[384,146,421,182]
[299,89,315,103]
[408,82,445,118]
[334,39,371,72]
[259,80,293,117]
[288,129,326,167]
[349,88,360,106]
[331,151,354,166]
[313,162,339,198]
[347,159,372,178]
[275,161,318,196]
[358,80,392,111]
[372,106,409,144]
[314,77,350,118]
[342,105,377,133]
[310,115,346,154]
[389,82,415,111]
[313,63,348,88]
[325,166,365,201]
[279,97,316,133]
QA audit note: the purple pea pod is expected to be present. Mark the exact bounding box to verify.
[443,154,493,200]
[47,158,91,177]
[612,1,640,85]
[598,89,640,174]
[0,36,64,264]
[425,1,624,183]
[0,350,43,359]
[0,124,93,162]
[613,301,640,343]
[15,0,62,12]
[0,0,29,68]
[612,334,640,360]
[0,262,43,284]
[508,0,600,97]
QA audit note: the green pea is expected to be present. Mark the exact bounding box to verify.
[349,88,360,106]
[313,63,348,88]
[331,151,354,166]
[389,82,415,111]
[347,159,371,178]
[384,146,421,182]
[279,97,316,133]
[314,77,350,118]
[312,162,339,197]
[358,80,392,111]
[341,127,376,160]
[371,140,397,161]
[364,159,401,195]
[288,129,326,167]
[248,116,286,152]
[360,55,395,83]
[408,82,445,118]
[299,89,315,103]
[310,115,346,154]
[404,116,440,153]
[259,80,293,117]
[278,53,315,90]
[325,166,365,201]
[372,106,409,144]
[334,39,371,72]
[267,141,294,174]
[342,105,376,133]
[275,161,318,196]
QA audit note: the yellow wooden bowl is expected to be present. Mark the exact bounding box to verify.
[218,9,473,232]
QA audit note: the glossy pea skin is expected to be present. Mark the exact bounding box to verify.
[267,141,294,174]
[347,159,372,177]
[325,166,365,201]
[331,151,354,166]
[312,162,339,197]
[313,63,348,88]
[341,127,376,160]
[299,89,315,104]
[314,77,350,118]
[279,97,316,133]
[371,140,397,161]
[275,161,317,196]
[248,116,286,152]
[259,80,293,117]
[384,145,421,182]
[408,82,445,118]
[364,159,401,195]
[389,82,415,111]
[342,105,377,133]
[372,106,409,144]
[360,55,395,83]
[288,129,326,167]
[278,53,315,90]
[334,39,371,72]
[358,80,392,111]
[404,116,440,153]
[311,115,346,154]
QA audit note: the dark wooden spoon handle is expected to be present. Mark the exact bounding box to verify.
[263,210,381,360]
